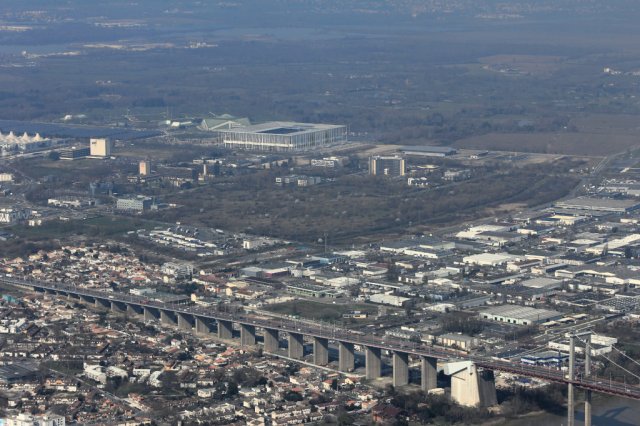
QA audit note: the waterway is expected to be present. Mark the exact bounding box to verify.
[504,394,640,426]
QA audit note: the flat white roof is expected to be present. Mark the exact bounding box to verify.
[463,252,518,265]
[480,305,561,322]
[219,121,345,136]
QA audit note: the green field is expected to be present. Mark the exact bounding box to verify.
[13,215,156,240]
[0,215,162,259]
[264,300,378,323]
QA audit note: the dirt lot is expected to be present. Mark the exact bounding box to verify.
[453,130,638,156]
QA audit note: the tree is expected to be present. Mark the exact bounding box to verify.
[161,371,179,391]
[213,161,221,176]
[284,390,303,402]
[386,263,400,281]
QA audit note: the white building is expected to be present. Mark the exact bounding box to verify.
[5,413,65,426]
[162,262,194,279]
[0,131,52,156]
[369,293,410,307]
[219,121,347,152]
[463,252,519,266]
[479,305,562,326]
[89,138,112,157]
[83,364,107,384]
[0,207,31,224]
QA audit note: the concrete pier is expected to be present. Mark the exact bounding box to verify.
[143,307,160,322]
[127,304,143,317]
[160,310,177,327]
[365,346,382,380]
[177,313,194,331]
[80,295,94,305]
[240,324,257,346]
[288,333,304,359]
[217,320,233,340]
[421,357,437,391]
[338,342,355,372]
[263,328,279,353]
[313,337,329,366]
[445,361,497,408]
[110,301,126,314]
[95,298,111,309]
[195,317,213,335]
[393,351,409,387]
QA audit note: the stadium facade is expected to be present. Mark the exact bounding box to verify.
[218,121,347,152]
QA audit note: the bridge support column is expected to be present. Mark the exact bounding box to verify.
[195,317,213,335]
[143,307,159,322]
[421,357,437,391]
[95,298,110,309]
[177,313,193,331]
[313,337,329,366]
[338,342,355,372]
[263,328,279,353]
[445,361,497,407]
[288,333,304,360]
[217,320,233,340]
[365,346,382,380]
[585,334,592,426]
[111,301,126,314]
[240,324,256,346]
[393,351,409,387]
[127,304,143,317]
[568,334,576,426]
[160,310,177,327]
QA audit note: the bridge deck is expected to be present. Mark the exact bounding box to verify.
[4,276,640,400]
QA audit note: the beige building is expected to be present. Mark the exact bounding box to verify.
[89,138,112,157]
[139,160,151,175]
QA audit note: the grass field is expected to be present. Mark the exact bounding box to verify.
[264,300,378,322]
[453,113,640,156]
[13,215,156,240]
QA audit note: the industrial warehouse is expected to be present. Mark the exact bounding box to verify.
[479,305,563,326]
[218,121,347,152]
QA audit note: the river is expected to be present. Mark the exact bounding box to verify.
[504,394,640,426]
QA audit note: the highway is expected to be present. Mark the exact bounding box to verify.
[4,275,640,401]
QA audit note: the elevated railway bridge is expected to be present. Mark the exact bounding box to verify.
[3,275,640,422]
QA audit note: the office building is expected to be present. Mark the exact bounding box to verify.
[89,138,112,157]
[369,156,405,177]
[59,146,90,160]
[139,160,151,176]
[116,196,153,211]
[0,207,32,224]
[219,121,347,152]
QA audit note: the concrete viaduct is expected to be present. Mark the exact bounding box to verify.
[5,276,640,407]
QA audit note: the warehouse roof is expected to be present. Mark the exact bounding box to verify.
[400,145,457,154]
[555,197,640,212]
[480,305,562,322]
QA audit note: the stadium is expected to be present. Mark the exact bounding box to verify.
[218,121,347,152]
